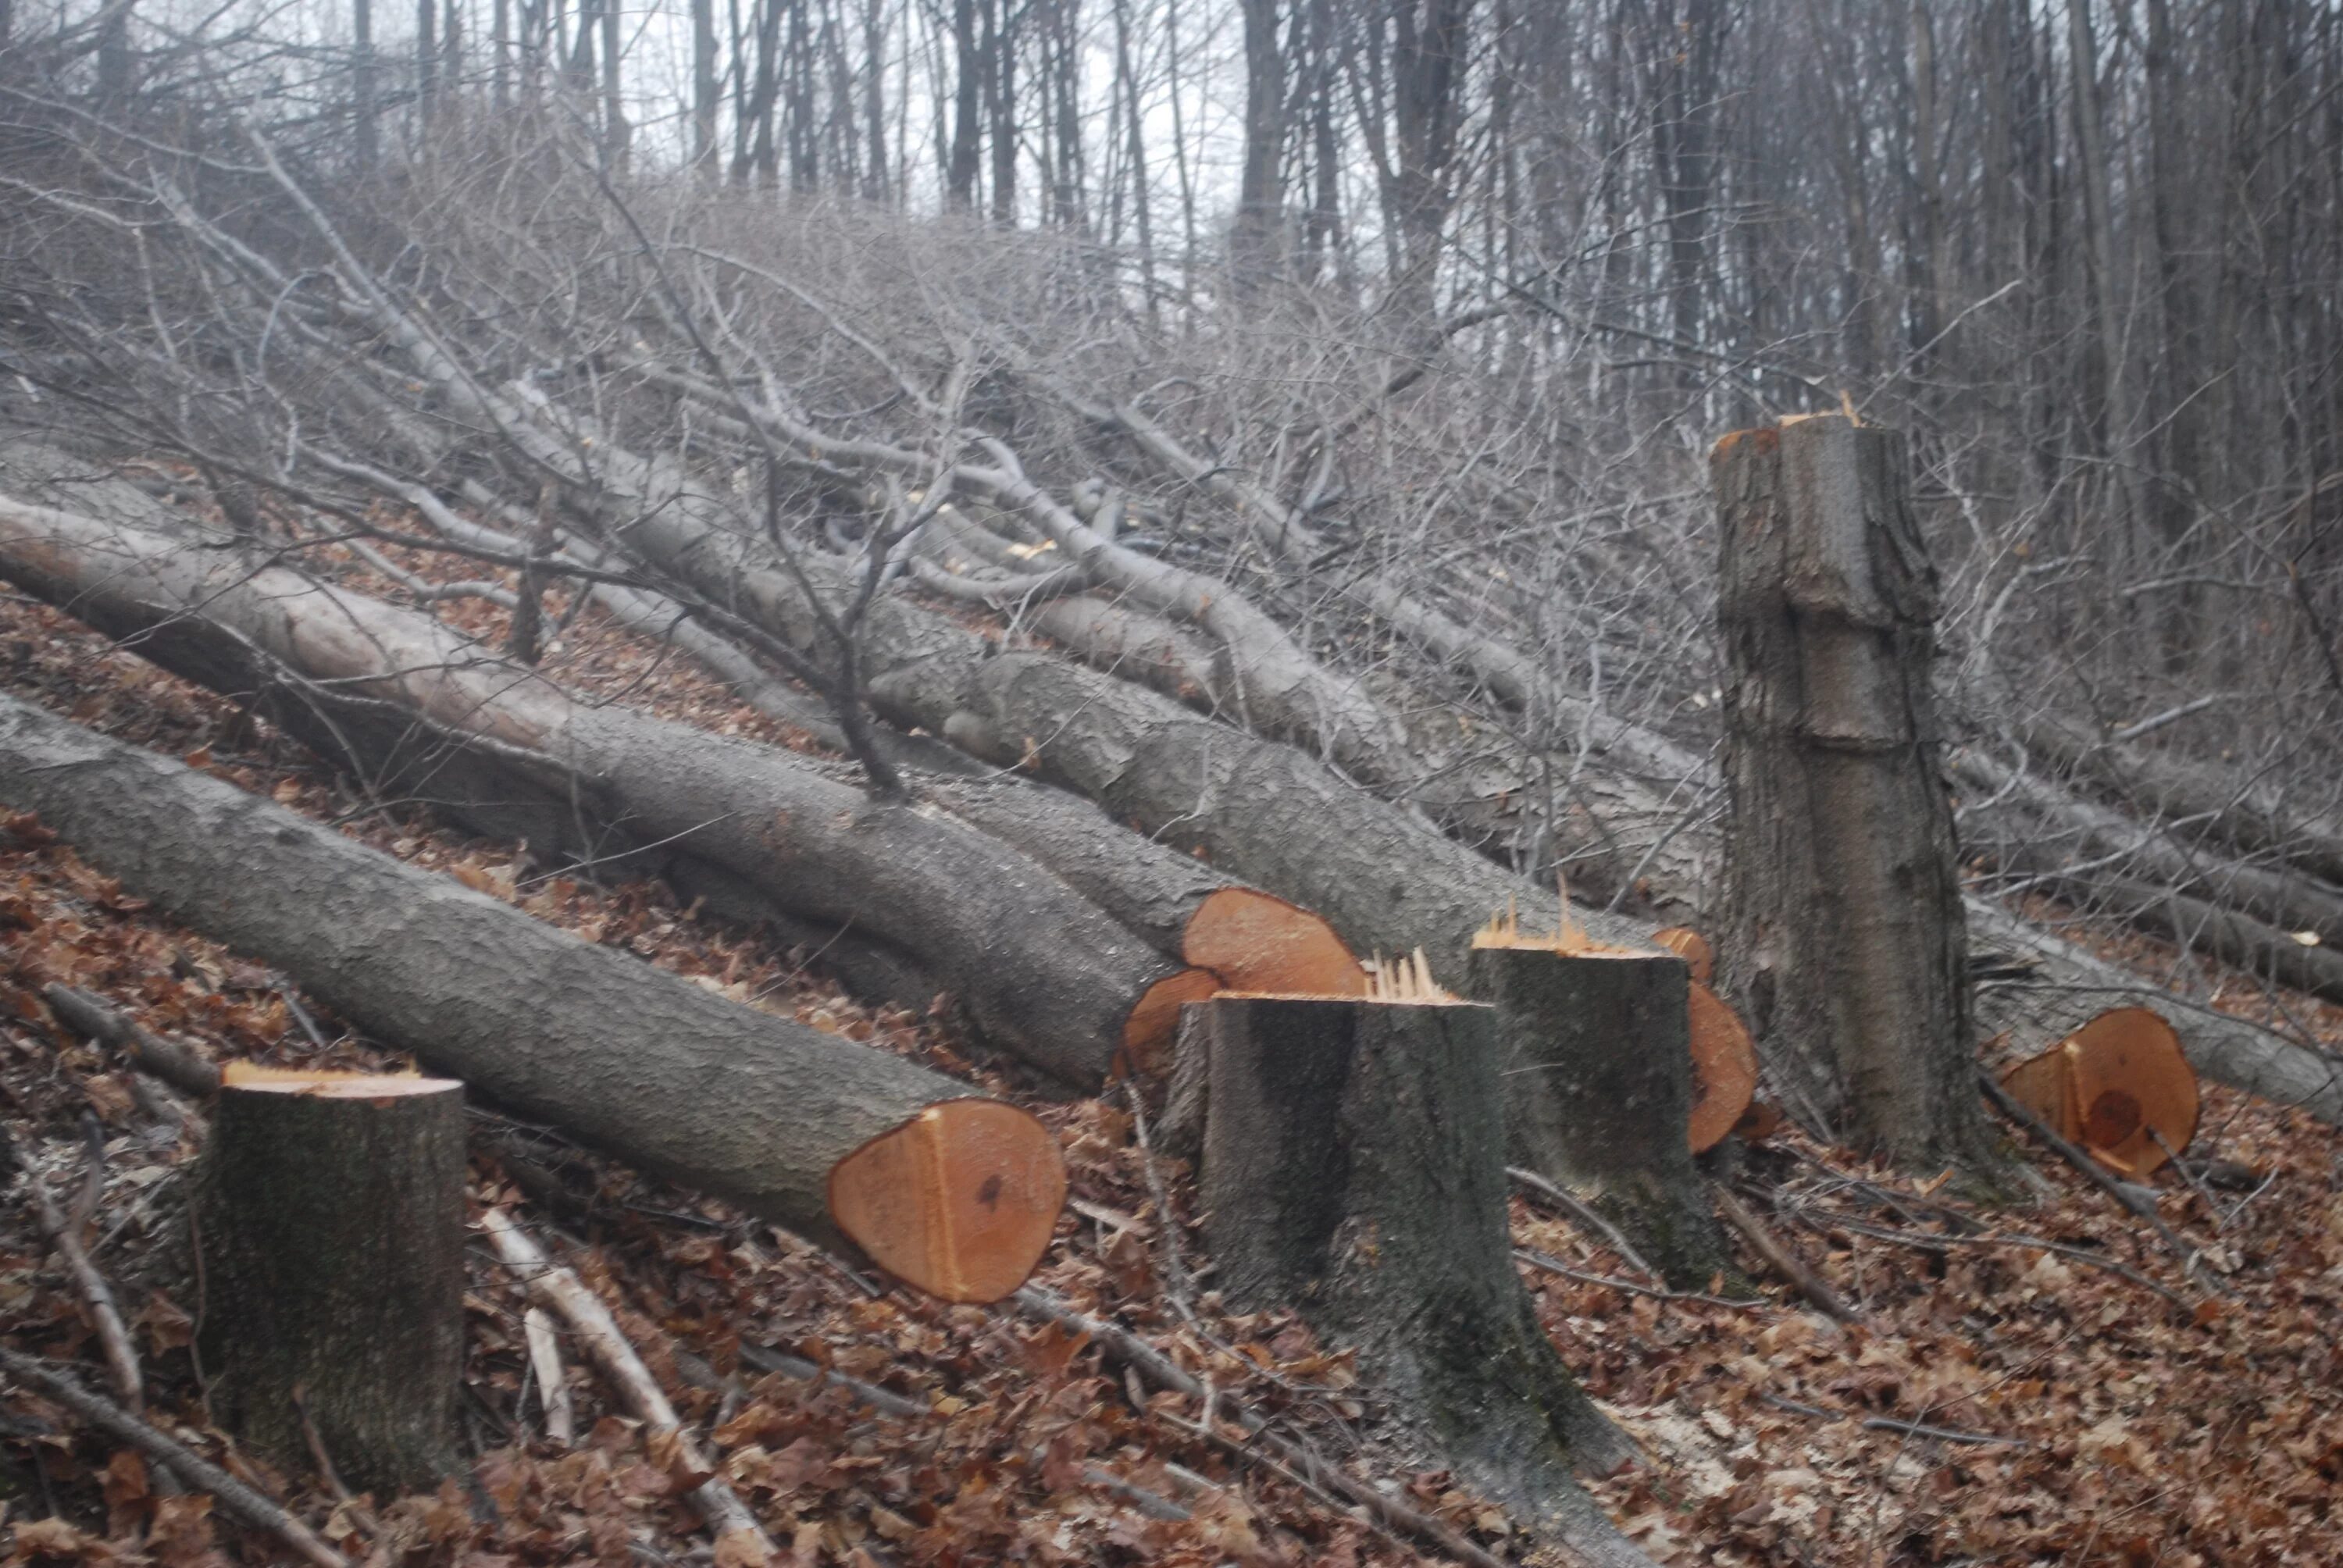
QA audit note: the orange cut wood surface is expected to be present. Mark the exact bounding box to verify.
[827,1099,1068,1303]
[1181,887,1366,998]
[1999,1007,2199,1175]
[1688,981,1758,1153]
[1120,967,1221,1076]
[1653,926,1715,984]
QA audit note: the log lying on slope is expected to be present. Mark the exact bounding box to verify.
[0,692,1065,1302]
[456,433,2343,1122]
[0,493,1205,1088]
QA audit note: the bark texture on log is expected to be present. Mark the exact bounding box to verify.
[1713,417,1998,1172]
[0,495,1196,1088]
[195,1074,466,1494]
[1186,995,1634,1524]
[0,692,1063,1298]
[1467,947,1728,1288]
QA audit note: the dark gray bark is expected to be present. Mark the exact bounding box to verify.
[1186,994,1638,1543]
[0,495,1196,1089]
[1713,416,1999,1174]
[1467,946,1728,1288]
[196,1077,466,1495]
[0,690,1061,1297]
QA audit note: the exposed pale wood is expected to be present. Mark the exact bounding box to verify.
[1996,1008,2199,1177]
[826,1099,1069,1303]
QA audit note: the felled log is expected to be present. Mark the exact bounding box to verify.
[2022,715,2343,889]
[920,777,1364,1007]
[0,692,1065,1302]
[1995,1008,2199,1178]
[1713,416,1999,1174]
[194,1067,467,1492]
[0,494,1205,1088]
[1182,992,1633,1530]
[1467,937,1730,1288]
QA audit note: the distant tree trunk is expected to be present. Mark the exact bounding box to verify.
[861,0,888,200]
[984,0,1017,223]
[197,1074,467,1496]
[2067,0,2144,567]
[1113,0,1157,312]
[493,0,511,107]
[601,0,629,169]
[355,0,380,169]
[416,0,437,124]
[1229,0,1285,290]
[1712,416,2002,1178]
[693,0,719,179]
[947,0,981,207]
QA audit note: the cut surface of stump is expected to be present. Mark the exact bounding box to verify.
[195,1069,466,1495]
[1186,992,1633,1531]
[1653,927,1714,983]
[1999,1008,2199,1176]
[1467,943,1731,1288]
[827,1099,1071,1303]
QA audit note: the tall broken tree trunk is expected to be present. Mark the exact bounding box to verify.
[1467,943,1730,1288]
[0,692,1065,1303]
[1712,415,2001,1174]
[1184,993,1636,1546]
[195,1070,466,1493]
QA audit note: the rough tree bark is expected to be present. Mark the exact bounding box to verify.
[195,1072,466,1494]
[0,495,1204,1089]
[0,692,1065,1303]
[1467,946,1729,1288]
[1185,994,1643,1559]
[1712,415,2002,1174]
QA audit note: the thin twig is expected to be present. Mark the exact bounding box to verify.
[1509,1166,1664,1287]
[1977,1069,2224,1295]
[0,1347,348,1568]
[1514,1248,1765,1310]
[1711,1184,1865,1324]
[26,1175,142,1413]
[1760,1393,2031,1448]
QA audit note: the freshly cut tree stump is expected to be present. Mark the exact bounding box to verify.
[1186,993,1632,1531]
[1466,944,1731,1288]
[1713,415,2000,1174]
[194,1067,466,1495]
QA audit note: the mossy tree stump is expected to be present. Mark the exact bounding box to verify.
[1186,995,1633,1527]
[194,1068,466,1495]
[1468,946,1731,1288]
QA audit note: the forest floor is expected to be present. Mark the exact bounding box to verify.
[2,504,2341,1568]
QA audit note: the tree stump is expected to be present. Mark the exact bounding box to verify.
[1467,946,1730,1288]
[1712,415,2001,1175]
[194,1067,466,1495]
[1187,994,1632,1523]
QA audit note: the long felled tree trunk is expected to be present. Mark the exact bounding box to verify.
[1712,415,2002,1175]
[0,692,1066,1303]
[0,494,1208,1089]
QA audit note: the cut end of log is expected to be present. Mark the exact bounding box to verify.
[1998,1007,2199,1176]
[1652,927,1715,984]
[1122,967,1222,1075]
[219,1063,461,1099]
[1687,982,1759,1154]
[1181,887,1365,997]
[827,1099,1068,1303]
